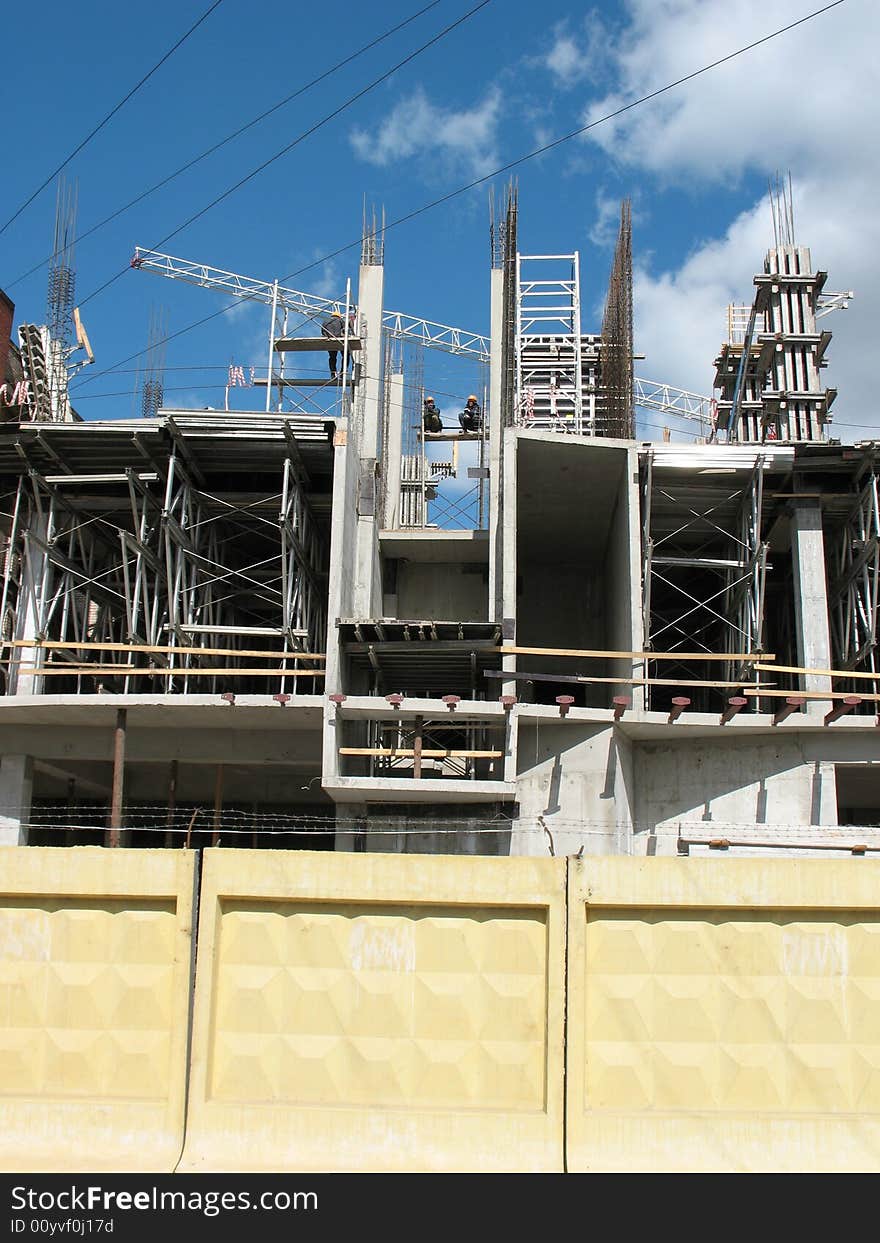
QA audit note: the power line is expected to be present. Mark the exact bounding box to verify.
[5,1,443,292]
[75,0,492,312]
[72,0,845,391]
[0,0,225,239]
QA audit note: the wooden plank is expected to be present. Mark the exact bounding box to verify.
[9,671,325,681]
[339,747,503,759]
[274,336,362,352]
[743,688,880,702]
[500,645,775,662]
[485,670,772,690]
[3,640,325,660]
[754,662,880,681]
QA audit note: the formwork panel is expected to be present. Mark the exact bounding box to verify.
[0,847,195,1172]
[180,850,565,1171]
[567,858,880,1171]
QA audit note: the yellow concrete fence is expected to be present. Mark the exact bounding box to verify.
[178,850,566,1172]
[0,847,877,1172]
[567,857,880,1172]
[0,847,196,1172]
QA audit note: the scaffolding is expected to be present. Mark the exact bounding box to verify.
[828,467,880,702]
[639,447,788,710]
[0,414,330,696]
[712,181,847,445]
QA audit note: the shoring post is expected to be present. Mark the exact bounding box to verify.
[413,715,423,779]
[824,695,862,725]
[612,695,630,720]
[773,696,805,725]
[668,696,690,723]
[720,696,748,725]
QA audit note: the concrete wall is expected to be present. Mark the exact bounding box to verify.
[396,561,486,621]
[514,435,631,706]
[0,846,195,1172]
[179,849,566,1172]
[513,721,634,856]
[632,732,846,833]
[3,848,878,1173]
[567,856,880,1172]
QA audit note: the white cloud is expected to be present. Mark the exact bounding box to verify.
[545,35,584,85]
[349,88,501,176]
[577,0,878,434]
[589,189,630,249]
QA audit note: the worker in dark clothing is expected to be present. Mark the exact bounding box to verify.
[459,394,482,433]
[423,396,442,433]
[321,311,344,378]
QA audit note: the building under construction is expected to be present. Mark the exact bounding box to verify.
[1,185,877,860]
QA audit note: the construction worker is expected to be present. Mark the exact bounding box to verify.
[459,395,482,433]
[321,311,344,378]
[423,396,442,433]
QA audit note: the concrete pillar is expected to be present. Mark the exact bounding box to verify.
[0,754,33,845]
[790,499,833,718]
[488,266,504,619]
[382,371,404,529]
[107,708,127,847]
[353,261,385,616]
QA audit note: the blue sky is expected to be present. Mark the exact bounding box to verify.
[1,0,873,444]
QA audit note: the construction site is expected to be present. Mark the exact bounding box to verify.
[0,179,876,859]
[3,173,880,1173]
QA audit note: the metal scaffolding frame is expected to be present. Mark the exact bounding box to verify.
[0,418,328,696]
[514,252,588,434]
[828,468,880,697]
[640,449,771,709]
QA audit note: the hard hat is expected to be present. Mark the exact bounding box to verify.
[425,395,433,402]
[468,395,477,403]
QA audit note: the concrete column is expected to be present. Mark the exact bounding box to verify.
[353,261,385,617]
[488,266,504,619]
[382,371,404,529]
[0,754,33,845]
[790,499,833,717]
[107,708,127,847]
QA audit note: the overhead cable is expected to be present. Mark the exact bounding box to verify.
[5,1,443,290]
[75,0,492,312]
[0,0,225,238]
[72,0,845,391]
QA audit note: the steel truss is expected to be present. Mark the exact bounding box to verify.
[828,469,880,700]
[2,428,326,696]
[640,450,769,709]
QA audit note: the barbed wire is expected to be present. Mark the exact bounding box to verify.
[8,801,880,840]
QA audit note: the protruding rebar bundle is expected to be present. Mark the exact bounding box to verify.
[140,306,167,419]
[600,199,634,439]
[47,177,77,346]
[361,201,385,266]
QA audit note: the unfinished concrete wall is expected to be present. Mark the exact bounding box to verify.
[513,720,633,857]
[632,733,845,833]
[514,434,631,706]
[396,562,487,622]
